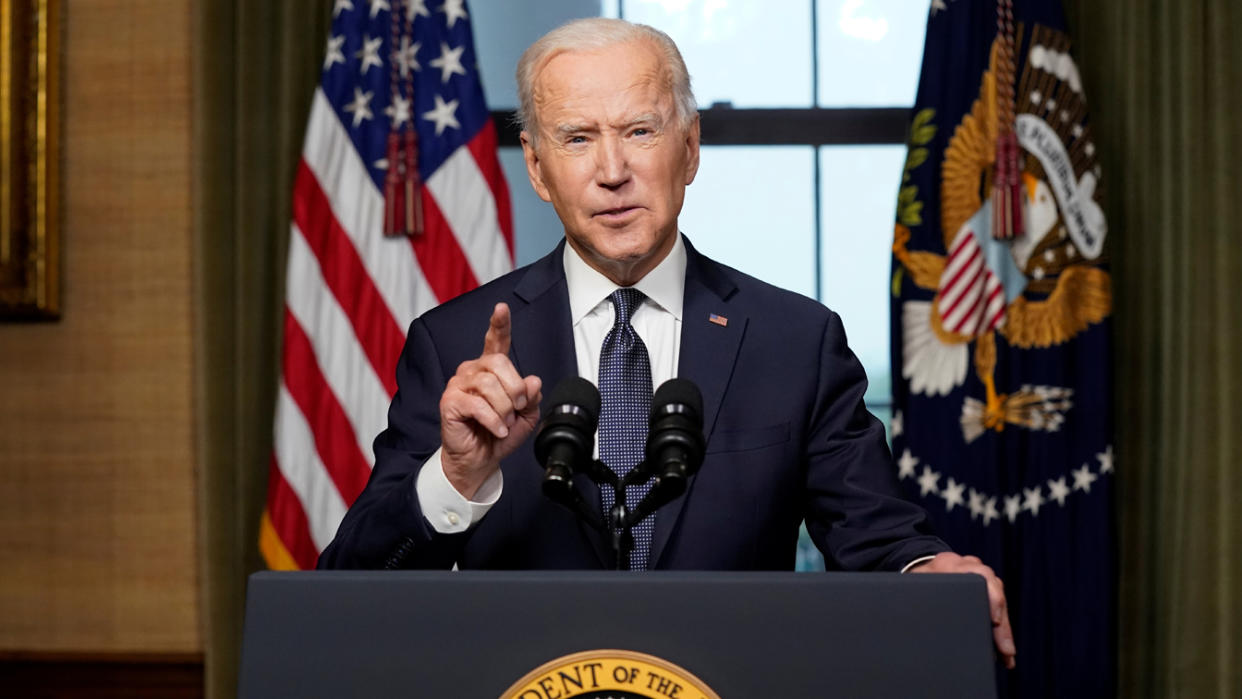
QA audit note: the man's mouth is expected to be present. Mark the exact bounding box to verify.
[594,206,640,222]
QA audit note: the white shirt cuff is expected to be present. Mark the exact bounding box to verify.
[415,449,503,534]
[900,554,938,573]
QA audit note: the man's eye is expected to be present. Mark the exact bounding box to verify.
[631,128,650,137]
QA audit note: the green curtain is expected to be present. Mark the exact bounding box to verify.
[1067,2,1242,697]
[190,2,1242,697]
[191,2,330,697]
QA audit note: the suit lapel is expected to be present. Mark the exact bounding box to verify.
[650,239,746,567]
[509,242,611,567]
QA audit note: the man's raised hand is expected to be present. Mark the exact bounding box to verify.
[439,303,542,499]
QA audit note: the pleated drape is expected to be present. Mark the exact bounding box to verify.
[191,2,330,697]
[1067,2,1242,696]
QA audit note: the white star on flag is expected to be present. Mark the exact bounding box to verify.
[981,497,999,526]
[1023,486,1045,517]
[1072,464,1098,492]
[324,35,346,70]
[392,37,421,78]
[356,35,384,74]
[406,0,430,20]
[384,94,412,127]
[1047,477,1070,506]
[368,0,390,18]
[1004,495,1022,523]
[1097,445,1114,473]
[967,488,985,519]
[896,448,918,480]
[439,0,468,27]
[941,478,965,512]
[890,410,903,438]
[343,87,374,126]
[422,94,460,135]
[430,42,467,84]
[333,0,353,17]
[930,0,948,16]
[917,465,941,497]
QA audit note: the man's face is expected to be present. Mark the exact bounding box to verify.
[521,39,700,286]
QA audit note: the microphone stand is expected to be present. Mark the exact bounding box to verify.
[568,458,683,571]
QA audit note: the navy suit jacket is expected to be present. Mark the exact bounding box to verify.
[318,237,947,571]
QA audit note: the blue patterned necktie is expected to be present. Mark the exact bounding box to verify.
[597,287,655,570]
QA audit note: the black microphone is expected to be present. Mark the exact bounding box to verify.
[533,377,601,516]
[626,378,706,525]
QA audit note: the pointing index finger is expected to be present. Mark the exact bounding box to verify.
[482,303,511,357]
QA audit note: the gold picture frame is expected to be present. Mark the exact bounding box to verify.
[1,0,59,319]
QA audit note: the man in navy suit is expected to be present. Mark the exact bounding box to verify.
[318,17,1015,668]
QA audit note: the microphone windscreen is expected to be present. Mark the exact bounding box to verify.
[652,378,703,426]
[545,376,601,423]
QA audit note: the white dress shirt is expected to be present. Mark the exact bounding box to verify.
[416,236,688,534]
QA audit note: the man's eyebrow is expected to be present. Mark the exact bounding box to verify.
[619,112,664,128]
[554,121,595,136]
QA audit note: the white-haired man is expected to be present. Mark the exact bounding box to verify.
[320,17,1015,669]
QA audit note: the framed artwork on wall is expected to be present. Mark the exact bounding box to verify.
[1,0,59,319]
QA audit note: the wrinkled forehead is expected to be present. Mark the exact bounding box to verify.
[530,39,677,127]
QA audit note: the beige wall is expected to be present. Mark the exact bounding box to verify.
[0,0,198,652]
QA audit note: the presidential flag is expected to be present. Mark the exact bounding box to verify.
[890,1,1113,696]
[260,0,512,570]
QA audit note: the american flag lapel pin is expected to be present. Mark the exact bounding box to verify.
[708,313,728,327]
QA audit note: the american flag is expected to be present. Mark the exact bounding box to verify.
[260,0,512,570]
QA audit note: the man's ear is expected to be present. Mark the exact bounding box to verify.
[683,114,701,186]
[521,131,553,203]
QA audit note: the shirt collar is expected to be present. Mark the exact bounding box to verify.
[564,233,687,325]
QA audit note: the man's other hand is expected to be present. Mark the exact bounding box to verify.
[439,303,542,499]
[909,551,1016,670]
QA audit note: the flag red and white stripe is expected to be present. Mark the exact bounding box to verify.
[936,226,1007,337]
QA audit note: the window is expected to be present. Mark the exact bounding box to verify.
[472,0,930,571]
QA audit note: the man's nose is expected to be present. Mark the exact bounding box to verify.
[594,136,630,189]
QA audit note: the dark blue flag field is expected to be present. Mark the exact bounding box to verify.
[890,1,1114,696]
